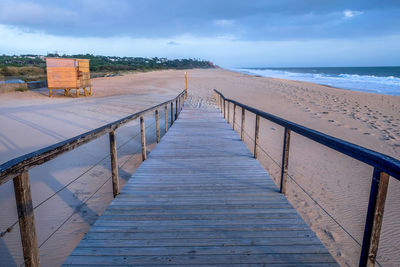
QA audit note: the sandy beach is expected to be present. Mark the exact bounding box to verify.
[1,68,399,266]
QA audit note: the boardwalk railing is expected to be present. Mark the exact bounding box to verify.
[0,90,185,267]
[214,89,400,267]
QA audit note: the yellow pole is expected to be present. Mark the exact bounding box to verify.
[185,72,188,98]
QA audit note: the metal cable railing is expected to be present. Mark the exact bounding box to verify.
[215,89,400,267]
[0,90,186,266]
[233,121,379,264]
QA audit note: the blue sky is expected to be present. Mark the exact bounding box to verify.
[0,0,399,67]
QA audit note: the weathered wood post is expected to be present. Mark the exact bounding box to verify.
[140,116,147,161]
[109,130,119,197]
[155,110,160,143]
[241,107,245,141]
[223,100,226,119]
[280,128,291,194]
[13,171,40,267]
[170,102,174,125]
[175,99,178,120]
[233,104,236,130]
[164,104,168,132]
[185,72,188,98]
[227,102,230,124]
[254,115,260,158]
[360,170,390,267]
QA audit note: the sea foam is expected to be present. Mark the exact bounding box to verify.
[236,68,400,96]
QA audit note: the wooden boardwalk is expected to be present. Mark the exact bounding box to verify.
[64,107,337,266]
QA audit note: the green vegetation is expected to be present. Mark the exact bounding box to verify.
[14,86,28,92]
[1,66,44,76]
[0,54,214,82]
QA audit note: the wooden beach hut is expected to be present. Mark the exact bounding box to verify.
[46,58,93,97]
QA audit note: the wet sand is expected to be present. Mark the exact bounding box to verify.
[0,68,399,266]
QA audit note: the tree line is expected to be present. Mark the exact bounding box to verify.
[0,54,215,80]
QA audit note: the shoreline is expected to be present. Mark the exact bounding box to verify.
[233,67,400,96]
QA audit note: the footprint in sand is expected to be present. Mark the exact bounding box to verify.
[328,120,334,123]
[363,132,371,135]
[350,127,358,130]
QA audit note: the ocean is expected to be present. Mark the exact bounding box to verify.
[236,66,400,96]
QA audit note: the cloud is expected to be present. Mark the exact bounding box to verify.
[0,0,398,41]
[0,1,78,28]
[1,23,400,68]
[213,19,234,27]
[343,9,364,18]
[167,41,179,46]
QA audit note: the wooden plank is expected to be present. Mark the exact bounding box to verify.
[64,106,337,266]
[65,254,336,265]
[83,230,317,240]
[74,236,323,247]
[46,58,75,67]
[71,245,330,256]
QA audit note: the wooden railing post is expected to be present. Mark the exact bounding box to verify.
[13,171,40,267]
[241,107,245,141]
[140,116,147,161]
[227,101,230,124]
[360,169,390,267]
[164,104,168,132]
[175,99,178,120]
[254,115,260,158]
[170,102,174,125]
[155,110,160,143]
[224,99,226,119]
[109,130,119,197]
[220,98,223,114]
[280,128,291,194]
[233,104,236,130]
[185,72,188,98]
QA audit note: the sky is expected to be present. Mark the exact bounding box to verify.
[0,0,399,67]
